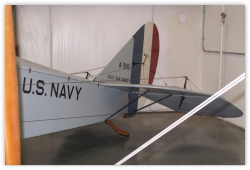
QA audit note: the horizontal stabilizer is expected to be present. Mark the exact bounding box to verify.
[102,83,243,118]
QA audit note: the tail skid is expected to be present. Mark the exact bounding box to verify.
[105,120,130,137]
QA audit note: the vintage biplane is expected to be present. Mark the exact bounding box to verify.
[16,22,242,139]
[5,5,243,164]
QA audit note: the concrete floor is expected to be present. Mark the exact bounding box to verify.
[21,112,245,165]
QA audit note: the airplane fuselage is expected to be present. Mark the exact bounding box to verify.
[17,57,128,138]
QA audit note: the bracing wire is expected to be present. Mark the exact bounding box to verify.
[70,66,106,75]
[19,66,201,93]
[143,55,168,86]
[142,62,146,84]
[143,58,168,86]
[91,68,126,77]
[188,79,192,90]
[188,78,201,92]
[19,39,200,92]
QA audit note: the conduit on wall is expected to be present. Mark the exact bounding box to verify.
[202,5,245,55]
[219,5,225,90]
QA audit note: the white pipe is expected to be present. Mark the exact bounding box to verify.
[219,5,225,89]
[115,73,245,165]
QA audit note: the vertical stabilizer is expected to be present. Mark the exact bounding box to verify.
[95,22,160,116]
[94,38,134,83]
[95,22,159,85]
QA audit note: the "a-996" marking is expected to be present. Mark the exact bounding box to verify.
[119,62,130,70]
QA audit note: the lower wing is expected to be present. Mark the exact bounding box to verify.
[102,83,243,118]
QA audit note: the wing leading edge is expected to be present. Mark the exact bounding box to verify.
[102,83,243,118]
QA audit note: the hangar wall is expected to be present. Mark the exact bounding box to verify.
[202,5,245,128]
[15,5,245,129]
[15,6,51,67]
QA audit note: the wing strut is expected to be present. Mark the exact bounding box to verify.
[105,90,149,137]
[124,94,172,118]
[183,76,188,89]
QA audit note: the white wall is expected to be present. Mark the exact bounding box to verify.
[16,5,52,67]
[202,53,245,129]
[204,5,245,54]
[202,5,245,129]
[50,5,153,74]
[15,5,245,128]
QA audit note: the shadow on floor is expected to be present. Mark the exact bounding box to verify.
[21,113,245,165]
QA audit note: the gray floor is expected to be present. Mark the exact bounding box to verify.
[21,112,245,165]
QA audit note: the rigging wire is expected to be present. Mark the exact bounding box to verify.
[147,54,168,86]
[91,68,126,77]
[70,66,106,75]
[188,79,192,90]
[188,78,201,92]
[142,49,152,84]
[18,66,201,92]
[143,57,168,86]
[142,62,146,84]
[19,50,201,92]
[143,56,201,92]
[19,81,97,86]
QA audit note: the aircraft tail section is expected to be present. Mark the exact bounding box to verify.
[94,36,135,84]
[95,22,159,85]
[95,22,160,116]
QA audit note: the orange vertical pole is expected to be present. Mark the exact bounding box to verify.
[5,5,21,165]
